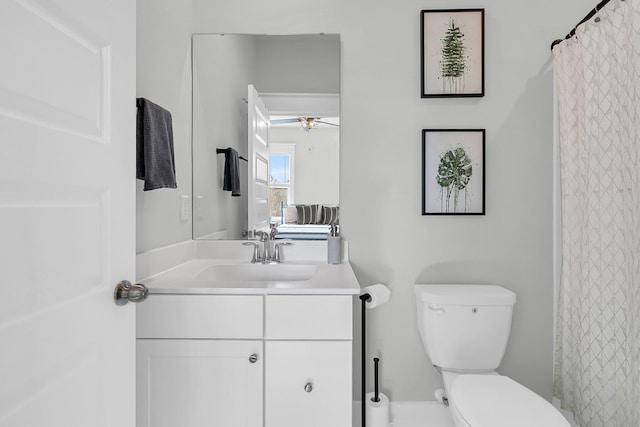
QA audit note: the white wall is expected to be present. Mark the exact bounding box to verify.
[270,126,340,205]
[254,35,340,94]
[192,0,593,402]
[136,0,193,252]
[192,35,254,239]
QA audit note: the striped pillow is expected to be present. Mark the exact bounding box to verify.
[284,206,298,224]
[295,204,320,224]
[320,206,339,225]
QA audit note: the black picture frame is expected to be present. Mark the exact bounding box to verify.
[422,129,485,215]
[420,9,485,98]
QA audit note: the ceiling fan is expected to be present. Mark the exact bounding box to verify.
[270,116,340,132]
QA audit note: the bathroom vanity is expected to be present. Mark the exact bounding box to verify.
[135,241,359,427]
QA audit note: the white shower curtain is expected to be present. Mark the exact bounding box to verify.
[553,1,640,426]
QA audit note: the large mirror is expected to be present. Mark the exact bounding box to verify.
[192,34,340,240]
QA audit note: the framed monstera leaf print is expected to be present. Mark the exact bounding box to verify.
[421,9,485,98]
[422,129,485,215]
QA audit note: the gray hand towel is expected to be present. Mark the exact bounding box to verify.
[136,98,177,191]
[223,147,241,197]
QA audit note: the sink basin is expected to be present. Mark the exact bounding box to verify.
[195,263,318,282]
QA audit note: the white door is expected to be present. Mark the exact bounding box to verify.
[0,1,136,426]
[247,84,270,235]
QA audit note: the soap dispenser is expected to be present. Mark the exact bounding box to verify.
[327,224,341,264]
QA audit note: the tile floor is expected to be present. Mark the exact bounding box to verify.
[357,401,580,427]
[389,402,454,427]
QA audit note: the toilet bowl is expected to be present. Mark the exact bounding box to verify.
[444,372,570,427]
[414,284,570,427]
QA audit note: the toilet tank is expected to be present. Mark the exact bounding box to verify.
[414,284,516,371]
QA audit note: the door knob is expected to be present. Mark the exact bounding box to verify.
[114,280,149,306]
[249,354,259,363]
[304,382,313,393]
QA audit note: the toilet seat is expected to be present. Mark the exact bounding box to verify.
[449,375,570,427]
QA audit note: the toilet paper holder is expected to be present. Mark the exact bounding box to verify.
[359,293,372,427]
[359,286,390,427]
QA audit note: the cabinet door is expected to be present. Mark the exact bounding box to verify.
[265,341,352,427]
[137,340,262,427]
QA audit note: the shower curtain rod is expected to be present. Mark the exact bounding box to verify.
[550,0,612,50]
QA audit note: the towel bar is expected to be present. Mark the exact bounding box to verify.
[216,148,248,162]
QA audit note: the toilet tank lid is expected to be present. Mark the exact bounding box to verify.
[414,284,516,306]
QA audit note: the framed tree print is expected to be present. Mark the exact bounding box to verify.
[420,9,485,97]
[422,129,485,215]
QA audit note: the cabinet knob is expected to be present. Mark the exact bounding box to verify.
[304,382,313,393]
[249,354,259,363]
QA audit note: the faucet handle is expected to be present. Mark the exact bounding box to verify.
[274,241,293,263]
[255,231,269,242]
[242,241,260,263]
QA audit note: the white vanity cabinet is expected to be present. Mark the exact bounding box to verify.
[136,293,353,427]
[265,341,351,427]
[264,295,353,427]
[136,295,264,427]
[137,339,263,427]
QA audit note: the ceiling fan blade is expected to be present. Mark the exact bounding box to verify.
[270,118,301,125]
[316,120,340,127]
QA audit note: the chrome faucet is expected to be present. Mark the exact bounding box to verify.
[260,231,272,263]
[243,228,293,263]
[242,230,267,263]
[260,226,280,262]
[242,230,272,263]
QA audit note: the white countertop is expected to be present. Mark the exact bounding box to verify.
[141,258,361,295]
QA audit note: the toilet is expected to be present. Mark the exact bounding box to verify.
[414,284,570,427]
